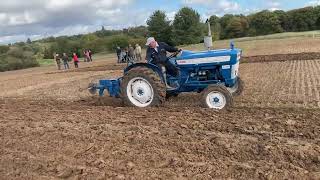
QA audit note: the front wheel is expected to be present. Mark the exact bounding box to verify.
[201,85,233,110]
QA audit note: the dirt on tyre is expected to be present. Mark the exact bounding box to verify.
[228,77,244,96]
[166,92,179,99]
[201,85,233,110]
[120,67,166,107]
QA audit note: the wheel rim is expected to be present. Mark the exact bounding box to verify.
[206,91,227,109]
[127,77,154,107]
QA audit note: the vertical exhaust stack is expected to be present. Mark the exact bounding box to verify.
[204,19,213,51]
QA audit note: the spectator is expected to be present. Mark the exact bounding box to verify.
[120,48,127,63]
[73,53,79,68]
[116,46,121,63]
[127,44,135,65]
[135,44,142,62]
[88,50,93,62]
[54,53,61,70]
[83,50,87,62]
[86,50,91,62]
[128,44,135,62]
[62,53,70,70]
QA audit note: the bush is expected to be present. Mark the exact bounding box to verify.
[0,45,9,54]
[129,38,146,48]
[106,35,129,50]
[0,46,39,72]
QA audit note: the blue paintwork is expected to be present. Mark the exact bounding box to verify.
[95,79,121,97]
[95,42,242,97]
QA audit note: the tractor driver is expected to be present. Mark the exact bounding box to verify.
[145,37,180,77]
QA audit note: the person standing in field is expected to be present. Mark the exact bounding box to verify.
[120,48,127,63]
[73,53,79,68]
[135,44,142,62]
[116,46,121,63]
[83,50,87,62]
[88,50,93,62]
[62,53,70,70]
[86,50,91,62]
[128,44,135,63]
[54,53,61,70]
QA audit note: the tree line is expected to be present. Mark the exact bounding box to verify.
[148,6,320,44]
[39,5,320,59]
[1,5,320,71]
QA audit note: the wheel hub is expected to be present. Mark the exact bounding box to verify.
[206,91,227,109]
[137,89,144,96]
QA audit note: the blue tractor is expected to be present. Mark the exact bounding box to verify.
[88,42,243,110]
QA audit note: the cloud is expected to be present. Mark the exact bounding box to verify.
[306,0,320,6]
[0,0,142,44]
[182,0,241,15]
[266,0,281,11]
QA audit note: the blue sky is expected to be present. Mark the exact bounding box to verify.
[0,0,319,44]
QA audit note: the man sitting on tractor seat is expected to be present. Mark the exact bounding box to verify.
[145,37,180,77]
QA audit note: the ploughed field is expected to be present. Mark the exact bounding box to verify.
[0,52,319,179]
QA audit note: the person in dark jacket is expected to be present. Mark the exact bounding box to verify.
[62,53,70,70]
[145,37,180,77]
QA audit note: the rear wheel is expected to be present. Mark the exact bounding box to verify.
[201,85,233,110]
[121,67,166,107]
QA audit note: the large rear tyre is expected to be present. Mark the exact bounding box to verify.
[201,85,233,110]
[228,77,244,96]
[120,67,166,107]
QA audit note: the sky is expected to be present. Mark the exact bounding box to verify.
[0,0,319,44]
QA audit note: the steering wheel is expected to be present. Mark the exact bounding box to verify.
[168,49,182,59]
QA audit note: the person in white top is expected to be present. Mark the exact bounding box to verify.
[134,44,142,62]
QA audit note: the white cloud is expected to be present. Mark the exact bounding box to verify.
[307,0,320,6]
[182,0,241,15]
[0,34,43,44]
[53,25,98,37]
[167,11,176,21]
[266,0,281,11]
[0,0,141,44]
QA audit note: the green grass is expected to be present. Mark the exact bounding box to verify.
[230,30,320,42]
[36,30,320,66]
[36,53,117,67]
[181,30,320,55]
[37,58,55,66]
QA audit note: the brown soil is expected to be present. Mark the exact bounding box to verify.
[0,55,319,179]
[242,52,320,63]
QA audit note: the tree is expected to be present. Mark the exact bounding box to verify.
[219,14,235,39]
[287,7,318,32]
[0,45,9,54]
[147,10,173,45]
[225,16,249,38]
[172,7,203,45]
[209,15,221,40]
[314,6,320,29]
[273,10,291,31]
[249,10,283,36]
